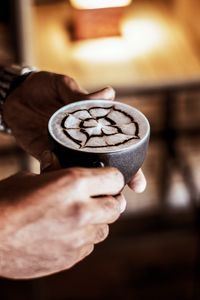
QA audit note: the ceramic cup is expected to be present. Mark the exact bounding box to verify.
[48,100,150,184]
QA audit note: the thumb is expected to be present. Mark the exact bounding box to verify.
[87,86,116,101]
[40,150,61,173]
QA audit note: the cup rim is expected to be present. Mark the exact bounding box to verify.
[48,100,150,154]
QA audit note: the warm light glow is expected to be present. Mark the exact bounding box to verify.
[72,16,168,64]
[72,38,133,63]
[122,18,167,54]
[70,0,132,9]
[167,172,191,208]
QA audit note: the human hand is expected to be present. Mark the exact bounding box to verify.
[41,151,147,193]
[3,71,115,160]
[3,71,146,192]
[0,167,125,279]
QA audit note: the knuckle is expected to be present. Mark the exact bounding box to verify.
[75,245,94,264]
[68,76,76,85]
[63,75,78,90]
[100,197,121,223]
[69,202,86,225]
[95,225,109,243]
[65,75,75,83]
[85,244,94,256]
[66,168,90,192]
[66,167,80,178]
[108,211,121,224]
[80,244,94,259]
[66,168,85,181]
[37,70,48,77]
[111,167,124,184]
[59,168,85,190]
[103,196,119,212]
[104,168,124,191]
[68,171,80,188]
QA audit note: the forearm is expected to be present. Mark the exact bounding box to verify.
[0,173,32,278]
[0,177,14,278]
[0,174,20,230]
[0,172,33,233]
[0,199,20,279]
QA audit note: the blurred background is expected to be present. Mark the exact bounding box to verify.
[0,0,200,299]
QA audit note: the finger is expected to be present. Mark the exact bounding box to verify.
[56,74,115,104]
[87,86,115,101]
[62,75,88,94]
[40,150,61,173]
[69,224,109,248]
[55,74,88,102]
[94,224,109,244]
[85,193,126,225]
[75,167,125,197]
[128,169,147,193]
[77,244,94,261]
[65,244,94,270]
[115,193,127,213]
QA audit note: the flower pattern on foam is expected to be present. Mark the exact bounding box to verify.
[61,106,140,149]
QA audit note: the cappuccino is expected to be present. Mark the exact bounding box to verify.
[48,100,149,153]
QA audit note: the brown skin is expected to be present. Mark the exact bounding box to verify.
[3,71,146,191]
[0,71,146,279]
[0,167,125,279]
[3,71,116,160]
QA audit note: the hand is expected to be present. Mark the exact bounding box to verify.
[41,148,147,193]
[3,71,146,192]
[0,167,125,279]
[3,71,115,160]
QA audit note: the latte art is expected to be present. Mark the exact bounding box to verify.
[49,100,149,153]
[61,106,140,149]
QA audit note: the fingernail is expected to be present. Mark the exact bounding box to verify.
[88,86,115,100]
[116,193,127,213]
[133,181,146,193]
[103,86,115,100]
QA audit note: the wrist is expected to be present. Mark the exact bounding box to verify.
[0,65,37,134]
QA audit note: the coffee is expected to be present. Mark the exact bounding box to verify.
[49,100,148,153]
[48,100,150,183]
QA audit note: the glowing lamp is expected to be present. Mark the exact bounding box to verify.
[69,0,132,40]
[70,0,132,9]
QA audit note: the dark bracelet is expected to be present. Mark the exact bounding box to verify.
[7,71,33,97]
[0,65,37,133]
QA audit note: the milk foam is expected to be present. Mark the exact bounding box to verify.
[48,100,149,153]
